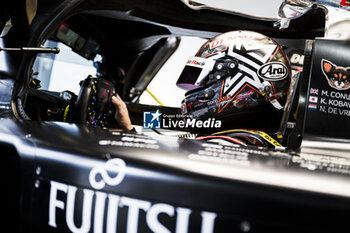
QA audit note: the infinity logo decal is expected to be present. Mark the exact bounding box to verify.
[89,158,126,190]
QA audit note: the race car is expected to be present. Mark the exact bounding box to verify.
[1,0,350,232]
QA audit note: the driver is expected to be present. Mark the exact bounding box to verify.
[113,31,291,148]
[175,30,291,148]
[111,94,133,131]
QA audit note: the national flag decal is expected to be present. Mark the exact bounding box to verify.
[309,96,318,103]
[310,88,319,95]
[308,104,317,110]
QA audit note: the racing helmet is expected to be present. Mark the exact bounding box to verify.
[177,31,290,132]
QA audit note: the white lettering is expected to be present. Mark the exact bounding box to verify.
[203,119,210,128]
[146,203,174,233]
[49,181,68,228]
[66,186,94,233]
[200,211,217,233]
[175,207,192,233]
[214,121,222,128]
[330,91,350,100]
[120,196,151,233]
[290,53,304,65]
[106,194,120,233]
[162,119,169,128]
[196,120,203,128]
[186,119,196,127]
[178,120,184,128]
[328,107,338,114]
[48,181,218,233]
[328,99,350,108]
[319,106,327,112]
[121,136,157,144]
[163,118,221,129]
[94,192,107,233]
[339,109,350,116]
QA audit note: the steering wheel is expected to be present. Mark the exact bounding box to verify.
[73,75,116,128]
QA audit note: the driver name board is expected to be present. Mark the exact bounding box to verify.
[304,39,350,139]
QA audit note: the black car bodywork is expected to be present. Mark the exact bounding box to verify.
[2,0,350,232]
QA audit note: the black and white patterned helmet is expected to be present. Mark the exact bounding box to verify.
[177,31,291,131]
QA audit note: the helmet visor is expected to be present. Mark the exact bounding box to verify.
[176,56,215,90]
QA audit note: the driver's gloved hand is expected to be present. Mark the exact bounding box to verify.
[111,94,134,131]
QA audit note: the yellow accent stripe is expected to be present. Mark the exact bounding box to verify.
[146,89,164,106]
[63,105,70,122]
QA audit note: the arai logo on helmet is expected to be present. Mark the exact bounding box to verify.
[257,62,288,81]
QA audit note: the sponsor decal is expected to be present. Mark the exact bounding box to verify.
[89,158,126,190]
[236,91,252,101]
[99,134,160,149]
[48,159,218,233]
[257,62,288,81]
[317,0,350,9]
[209,33,261,50]
[321,59,350,91]
[186,56,210,69]
[187,58,205,67]
[341,0,350,6]
[290,53,304,66]
[217,95,232,102]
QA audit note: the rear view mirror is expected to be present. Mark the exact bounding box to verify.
[55,23,100,60]
[181,0,284,20]
[278,0,315,28]
[279,0,314,19]
[181,0,315,28]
